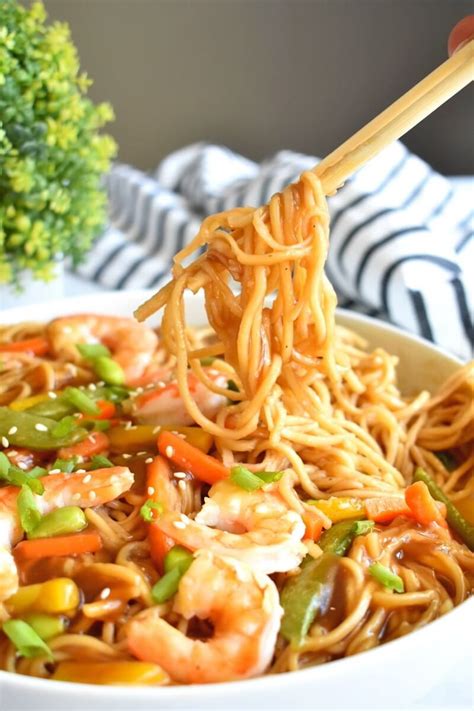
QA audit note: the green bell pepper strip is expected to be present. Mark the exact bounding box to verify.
[280,519,375,647]
[414,468,474,551]
[0,408,88,451]
[280,553,339,647]
[319,519,373,556]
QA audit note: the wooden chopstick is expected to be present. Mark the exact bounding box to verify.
[315,40,474,195]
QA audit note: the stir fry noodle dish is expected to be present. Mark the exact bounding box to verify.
[0,172,473,686]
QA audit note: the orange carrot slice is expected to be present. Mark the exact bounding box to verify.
[158,431,228,485]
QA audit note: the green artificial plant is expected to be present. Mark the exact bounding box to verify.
[0,0,117,287]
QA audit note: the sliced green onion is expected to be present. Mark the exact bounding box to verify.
[352,520,375,536]
[151,567,182,604]
[90,454,114,469]
[17,485,42,534]
[5,468,45,494]
[93,385,130,403]
[23,614,66,641]
[51,415,78,439]
[230,465,265,491]
[163,545,193,575]
[369,563,404,593]
[50,457,78,474]
[2,619,53,659]
[227,379,239,393]
[92,419,111,432]
[93,356,125,386]
[28,506,87,540]
[0,451,10,476]
[140,499,163,523]
[255,470,283,484]
[199,356,216,366]
[76,343,111,361]
[64,387,100,416]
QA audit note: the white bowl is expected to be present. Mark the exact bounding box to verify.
[1,290,472,710]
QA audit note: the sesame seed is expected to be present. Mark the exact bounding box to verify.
[178,480,186,492]
[72,493,81,500]
[147,486,155,495]
[122,453,132,459]
[83,474,92,483]
[88,383,97,392]
[48,391,57,399]
[89,491,97,501]
[145,457,153,464]
[35,423,48,432]
[97,381,105,387]
[124,421,133,430]
[165,446,174,458]
[1,437,9,448]
[174,471,186,479]
[100,587,111,600]
[49,468,61,474]
[8,450,17,456]
[173,521,186,529]
[137,451,147,456]
[18,462,28,470]
[179,514,188,523]
[62,326,73,334]
[8,426,18,435]
[153,426,161,434]
[156,380,166,388]
[76,469,86,474]
[135,387,144,394]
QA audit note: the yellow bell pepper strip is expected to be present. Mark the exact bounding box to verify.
[5,578,80,616]
[108,424,213,454]
[23,613,66,641]
[9,393,51,412]
[51,661,170,685]
[0,408,88,451]
[308,497,366,523]
[413,468,474,550]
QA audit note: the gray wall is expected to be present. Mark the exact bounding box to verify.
[44,0,474,175]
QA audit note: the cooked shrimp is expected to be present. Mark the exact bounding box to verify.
[127,550,282,683]
[47,315,158,386]
[154,479,306,574]
[0,466,134,601]
[130,368,228,425]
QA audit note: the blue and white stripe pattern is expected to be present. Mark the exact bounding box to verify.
[75,141,473,359]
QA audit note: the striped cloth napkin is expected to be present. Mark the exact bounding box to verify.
[75,141,473,360]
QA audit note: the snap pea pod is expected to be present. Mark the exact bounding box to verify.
[0,408,88,451]
[280,553,339,647]
[25,398,75,421]
[414,468,474,551]
[280,519,374,647]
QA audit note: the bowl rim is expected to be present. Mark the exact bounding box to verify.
[0,288,471,698]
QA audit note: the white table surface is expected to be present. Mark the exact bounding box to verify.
[60,271,471,710]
